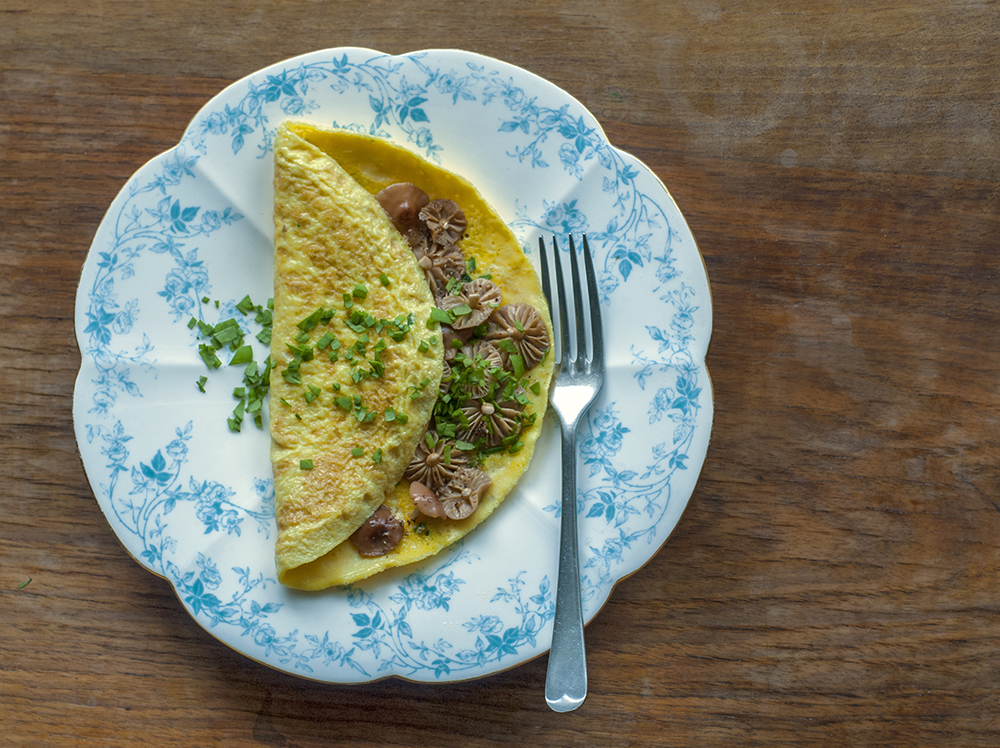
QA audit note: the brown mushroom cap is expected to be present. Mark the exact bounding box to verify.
[414,241,466,299]
[441,324,473,361]
[456,340,504,398]
[460,398,522,446]
[375,183,431,248]
[439,278,503,330]
[409,480,447,519]
[438,467,492,520]
[486,303,551,370]
[350,505,405,557]
[403,431,469,490]
[419,199,467,245]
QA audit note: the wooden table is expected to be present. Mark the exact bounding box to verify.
[3,1,998,745]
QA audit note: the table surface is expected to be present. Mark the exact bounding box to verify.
[3,1,999,745]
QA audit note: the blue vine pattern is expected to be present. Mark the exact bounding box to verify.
[78,49,708,680]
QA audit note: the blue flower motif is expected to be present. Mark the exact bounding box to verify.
[200,210,222,231]
[253,623,276,648]
[394,570,462,612]
[197,553,223,590]
[281,96,306,115]
[415,127,433,149]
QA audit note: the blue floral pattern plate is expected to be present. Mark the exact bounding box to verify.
[73,48,713,683]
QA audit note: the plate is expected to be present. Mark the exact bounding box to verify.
[73,48,713,683]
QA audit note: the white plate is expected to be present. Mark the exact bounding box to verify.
[74,48,713,683]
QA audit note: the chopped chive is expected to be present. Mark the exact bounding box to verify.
[199,344,223,369]
[305,384,322,403]
[294,330,310,343]
[202,296,210,304]
[455,440,476,451]
[298,307,326,332]
[256,327,272,344]
[236,295,256,315]
[330,382,341,391]
[352,283,368,299]
[196,376,207,392]
[530,381,541,396]
[187,317,197,330]
[450,303,473,317]
[384,408,396,422]
[418,340,429,354]
[351,447,365,458]
[229,344,254,366]
[343,293,353,309]
[372,448,383,464]
[379,272,390,287]
[18,578,31,589]
[510,354,525,378]
[300,459,314,470]
[429,307,452,325]
[315,331,335,350]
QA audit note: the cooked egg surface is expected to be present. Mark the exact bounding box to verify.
[275,123,553,590]
[270,123,442,584]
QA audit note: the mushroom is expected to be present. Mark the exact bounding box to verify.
[419,199,467,245]
[438,278,503,330]
[350,505,404,557]
[439,359,453,395]
[438,468,492,520]
[403,431,469,490]
[409,480,447,519]
[457,340,504,398]
[441,324,473,361]
[375,183,430,249]
[486,303,551,370]
[413,241,466,299]
[459,398,522,446]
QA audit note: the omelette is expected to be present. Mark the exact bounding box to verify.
[271,122,554,590]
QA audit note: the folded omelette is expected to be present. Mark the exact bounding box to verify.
[271,122,553,590]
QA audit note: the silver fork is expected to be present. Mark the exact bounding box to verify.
[538,234,605,713]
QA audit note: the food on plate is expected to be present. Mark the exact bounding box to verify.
[271,122,554,590]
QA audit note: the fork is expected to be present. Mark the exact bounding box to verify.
[538,234,605,712]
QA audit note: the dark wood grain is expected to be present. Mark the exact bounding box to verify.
[3,0,999,745]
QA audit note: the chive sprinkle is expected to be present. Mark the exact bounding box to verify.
[300,459,314,470]
[351,447,365,458]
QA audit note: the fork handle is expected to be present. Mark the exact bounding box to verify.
[545,423,587,712]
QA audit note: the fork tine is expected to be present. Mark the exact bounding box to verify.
[551,235,571,367]
[538,236,553,311]
[538,237,558,364]
[568,236,587,367]
[581,235,603,369]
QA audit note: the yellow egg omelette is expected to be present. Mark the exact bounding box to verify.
[271,122,553,590]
